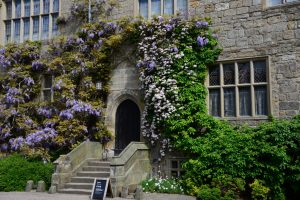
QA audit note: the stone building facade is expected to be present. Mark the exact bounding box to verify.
[1,0,300,178]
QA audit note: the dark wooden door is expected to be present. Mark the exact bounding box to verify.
[115,99,140,155]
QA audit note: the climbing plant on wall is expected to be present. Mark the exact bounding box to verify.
[136,16,221,156]
[0,21,129,160]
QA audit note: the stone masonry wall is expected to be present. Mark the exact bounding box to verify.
[190,0,300,121]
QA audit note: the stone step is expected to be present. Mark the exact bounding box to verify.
[82,166,110,172]
[87,161,110,167]
[65,183,94,190]
[77,171,110,177]
[71,177,96,183]
[58,188,91,195]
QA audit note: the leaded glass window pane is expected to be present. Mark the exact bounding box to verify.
[223,64,235,85]
[171,161,178,168]
[238,62,250,84]
[164,0,173,15]
[44,75,52,88]
[52,14,58,35]
[24,0,31,17]
[239,87,251,116]
[33,17,40,40]
[42,15,49,39]
[15,0,21,18]
[209,65,220,86]
[209,89,220,117]
[34,0,40,15]
[254,60,267,83]
[151,0,161,16]
[224,88,235,117]
[177,0,188,16]
[23,18,30,40]
[255,86,267,115]
[6,1,12,19]
[43,90,51,102]
[268,0,282,6]
[43,0,50,14]
[5,21,12,43]
[14,20,21,43]
[139,0,148,18]
[53,0,59,12]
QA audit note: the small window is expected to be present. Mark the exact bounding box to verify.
[138,0,188,19]
[169,159,185,178]
[208,59,269,118]
[24,0,31,17]
[267,0,299,6]
[6,1,12,19]
[42,75,53,102]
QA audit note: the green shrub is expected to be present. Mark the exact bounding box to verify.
[250,179,270,200]
[173,116,300,199]
[0,154,54,191]
[140,178,184,194]
[197,185,222,200]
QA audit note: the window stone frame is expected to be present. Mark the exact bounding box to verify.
[135,0,189,19]
[207,57,272,120]
[3,0,60,44]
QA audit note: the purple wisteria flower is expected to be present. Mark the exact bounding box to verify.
[9,137,24,151]
[54,79,63,90]
[11,109,18,115]
[66,99,101,117]
[25,127,57,147]
[170,47,179,53]
[24,118,33,126]
[148,61,156,70]
[0,48,5,54]
[32,61,44,70]
[88,32,95,39]
[76,38,84,44]
[107,22,117,30]
[94,40,103,49]
[157,16,164,22]
[0,54,11,69]
[195,21,209,28]
[24,77,35,86]
[59,109,74,120]
[1,143,8,152]
[4,88,24,104]
[164,24,173,32]
[37,107,52,118]
[98,30,104,37]
[197,36,209,47]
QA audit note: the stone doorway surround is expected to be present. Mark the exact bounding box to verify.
[105,58,144,151]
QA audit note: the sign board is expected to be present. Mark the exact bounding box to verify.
[90,178,112,200]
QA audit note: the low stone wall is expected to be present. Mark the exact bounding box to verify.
[51,141,103,190]
[110,142,151,197]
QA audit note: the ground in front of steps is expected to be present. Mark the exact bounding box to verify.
[0,192,196,200]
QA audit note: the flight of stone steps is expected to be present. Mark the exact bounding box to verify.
[58,159,110,195]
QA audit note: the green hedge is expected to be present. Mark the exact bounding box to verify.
[0,154,54,191]
[172,115,300,199]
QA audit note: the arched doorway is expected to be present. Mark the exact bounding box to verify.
[115,99,140,155]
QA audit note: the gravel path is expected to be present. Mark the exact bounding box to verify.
[0,192,196,200]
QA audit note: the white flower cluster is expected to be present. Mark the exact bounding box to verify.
[137,17,184,156]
